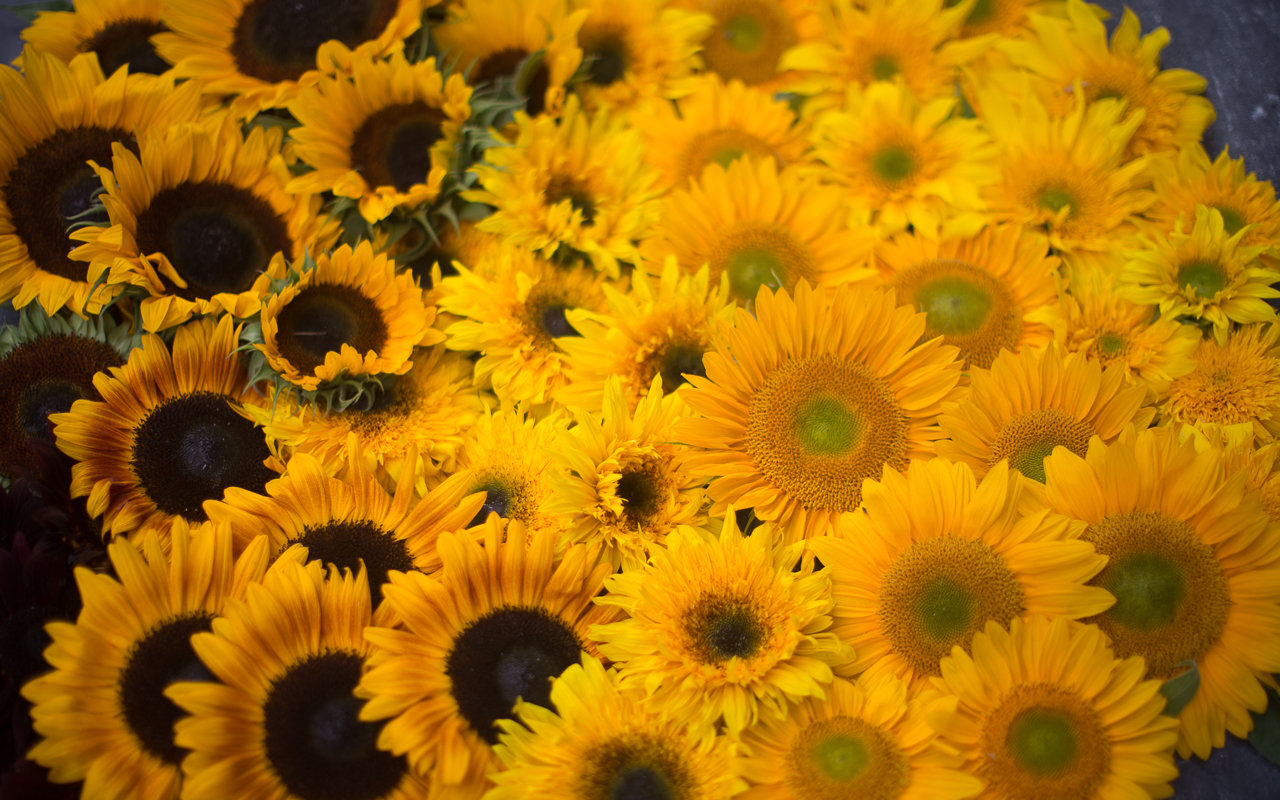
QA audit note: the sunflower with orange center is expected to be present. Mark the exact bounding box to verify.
[1043,426,1280,758]
[20,0,172,77]
[1144,144,1280,252]
[674,282,965,542]
[673,0,823,93]
[935,343,1155,486]
[1162,322,1280,443]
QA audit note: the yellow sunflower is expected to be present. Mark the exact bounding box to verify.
[1144,144,1280,251]
[810,457,1111,688]
[20,0,172,76]
[640,157,877,302]
[1161,322,1280,443]
[1121,204,1280,334]
[546,375,709,571]
[23,518,270,800]
[875,224,1060,370]
[979,81,1152,253]
[488,656,744,800]
[440,246,608,406]
[465,97,660,276]
[734,673,982,800]
[629,73,810,189]
[70,117,334,333]
[169,558,430,800]
[246,344,485,495]
[950,0,1079,39]
[674,0,823,92]
[453,409,568,538]
[557,258,735,414]
[286,52,471,223]
[1043,426,1280,758]
[0,48,202,316]
[1053,251,1200,395]
[935,343,1155,485]
[998,0,1214,158]
[931,615,1180,799]
[257,242,440,395]
[808,82,998,240]
[154,0,429,117]
[674,282,965,542]
[358,517,612,798]
[50,315,280,544]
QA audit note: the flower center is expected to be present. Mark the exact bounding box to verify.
[118,612,216,765]
[891,258,1023,370]
[679,129,775,185]
[290,519,414,605]
[684,594,767,662]
[724,14,764,52]
[1083,510,1229,679]
[230,0,400,84]
[700,0,797,84]
[654,341,707,394]
[711,221,816,302]
[273,283,390,378]
[1176,259,1228,299]
[794,395,861,457]
[581,27,631,86]
[579,735,694,800]
[871,55,899,81]
[470,47,552,116]
[81,19,171,76]
[870,146,915,185]
[878,535,1024,677]
[988,408,1094,484]
[545,175,598,226]
[785,716,910,800]
[615,465,664,529]
[1037,186,1076,218]
[1213,205,1246,235]
[349,102,447,193]
[1096,331,1127,356]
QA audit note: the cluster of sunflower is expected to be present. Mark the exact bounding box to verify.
[0,0,1279,797]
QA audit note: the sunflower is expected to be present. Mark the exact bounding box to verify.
[246,344,485,494]
[1053,251,1200,396]
[1121,204,1279,334]
[808,82,997,240]
[875,224,1059,370]
[358,517,612,798]
[440,246,609,406]
[487,656,744,800]
[0,49,202,316]
[1187,426,1280,526]
[810,457,1112,689]
[1161,322,1280,443]
[557,258,735,414]
[168,558,430,800]
[998,0,1214,158]
[433,0,587,118]
[257,242,439,397]
[931,615,1180,799]
[453,409,568,537]
[674,0,822,92]
[629,73,810,189]
[23,518,271,800]
[734,673,982,800]
[546,375,709,571]
[69,118,334,333]
[50,315,280,544]
[640,157,877,302]
[1043,426,1280,758]
[20,0,172,76]
[935,343,1155,485]
[154,0,428,117]
[464,97,660,276]
[593,515,854,734]
[1144,144,1280,251]
[979,82,1152,253]
[674,282,965,541]
[950,0,1078,39]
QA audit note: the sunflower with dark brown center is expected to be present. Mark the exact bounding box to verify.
[19,0,172,77]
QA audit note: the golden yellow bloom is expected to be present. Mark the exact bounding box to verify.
[1144,144,1280,251]
[456,409,569,538]
[951,0,1077,39]
[1162,322,1280,443]
[674,0,823,92]
[20,0,171,76]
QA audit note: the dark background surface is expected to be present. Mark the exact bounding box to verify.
[1,0,1280,797]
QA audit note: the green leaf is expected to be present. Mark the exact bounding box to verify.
[1249,681,1280,766]
[1,1,73,24]
[1159,659,1200,718]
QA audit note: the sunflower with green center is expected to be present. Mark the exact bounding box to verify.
[875,224,1060,370]
[629,73,810,189]
[1144,144,1280,251]
[1043,426,1280,758]
[359,516,613,797]
[935,343,1155,486]
[286,52,471,223]
[453,409,568,536]
[20,0,172,77]
[169,558,430,800]
[931,615,1180,799]
[979,83,1152,253]
[70,117,334,333]
[23,518,271,800]
[998,0,1214,158]
[734,673,982,800]
[1161,322,1280,444]
[465,97,660,276]
[154,0,429,117]
[488,656,744,800]
[810,457,1112,689]
[440,246,608,406]
[674,282,965,542]
[673,0,822,92]
[594,515,854,734]
[546,375,709,571]
[557,259,735,414]
[1121,204,1279,334]
[51,315,280,544]
[808,82,998,240]
[640,157,877,302]
[0,48,202,316]
[950,0,1077,39]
